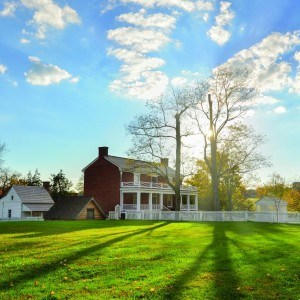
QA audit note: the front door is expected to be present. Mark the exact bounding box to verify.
[87,209,94,219]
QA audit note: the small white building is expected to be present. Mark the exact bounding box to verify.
[255,196,288,213]
[0,186,54,219]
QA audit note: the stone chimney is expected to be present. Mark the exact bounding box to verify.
[160,158,169,167]
[99,146,109,158]
[43,181,50,192]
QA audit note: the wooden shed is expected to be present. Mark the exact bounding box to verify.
[255,196,288,213]
[45,196,106,220]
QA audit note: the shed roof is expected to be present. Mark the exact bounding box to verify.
[23,203,54,212]
[255,196,287,206]
[44,196,105,219]
[12,186,54,204]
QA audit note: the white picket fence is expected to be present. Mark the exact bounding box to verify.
[108,210,300,224]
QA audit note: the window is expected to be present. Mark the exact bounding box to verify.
[11,195,13,200]
[8,209,12,218]
[181,195,187,205]
[167,195,173,207]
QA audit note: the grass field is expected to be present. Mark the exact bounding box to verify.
[0,220,299,300]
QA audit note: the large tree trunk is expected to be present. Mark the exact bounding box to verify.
[209,95,220,211]
[175,113,182,211]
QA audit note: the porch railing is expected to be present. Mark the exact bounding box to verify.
[180,204,197,210]
[121,204,163,211]
[121,182,197,192]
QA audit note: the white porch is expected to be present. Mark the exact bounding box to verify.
[119,191,198,212]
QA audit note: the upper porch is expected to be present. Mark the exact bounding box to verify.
[121,181,197,192]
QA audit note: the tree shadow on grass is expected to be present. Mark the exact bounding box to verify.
[0,222,169,292]
[161,223,243,300]
[0,220,164,238]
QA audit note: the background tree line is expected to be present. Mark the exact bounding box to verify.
[0,144,81,200]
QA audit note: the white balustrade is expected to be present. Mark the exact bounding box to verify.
[121,181,197,191]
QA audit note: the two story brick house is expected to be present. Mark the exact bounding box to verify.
[83,147,198,216]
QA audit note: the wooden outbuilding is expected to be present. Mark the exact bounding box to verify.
[45,196,105,220]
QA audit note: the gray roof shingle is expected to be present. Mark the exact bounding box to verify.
[44,196,105,219]
[105,155,176,176]
[13,186,54,204]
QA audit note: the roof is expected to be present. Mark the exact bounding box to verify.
[255,196,287,206]
[23,203,54,212]
[12,186,54,204]
[44,196,105,219]
[83,155,176,177]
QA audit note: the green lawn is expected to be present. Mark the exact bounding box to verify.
[0,221,299,300]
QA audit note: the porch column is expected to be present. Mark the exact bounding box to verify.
[120,191,124,210]
[187,194,190,211]
[159,193,163,209]
[137,192,141,211]
[149,192,152,211]
[180,195,182,211]
[195,194,198,211]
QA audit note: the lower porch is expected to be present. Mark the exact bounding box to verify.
[120,191,198,211]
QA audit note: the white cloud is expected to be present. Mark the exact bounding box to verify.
[294,51,300,62]
[11,80,18,87]
[0,64,7,74]
[117,0,214,12]
[69,76,79,83]
[120,0,195,12]
[110,70,169,100]
[108,48,168,99]
[25,56,76,86]
[207,1,234,45]
[207,25,231,45]
[106,0,214,99]
[108,27,170,54]
[0,1,17,17]
[226,31,300,93]
[203,12,209,22]
[170,76,188,87]
[257,95,280,105]
[20,38,31,44]
[20,0,81,39]
[290,51,300,94]
[117,9,176,32]
[196,0,214,11]
[273,106,287,114]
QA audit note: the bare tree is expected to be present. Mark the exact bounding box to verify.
[193,65,257,210]
[126,85,205,211]
[218,123,271,210]
[0,142,6,169]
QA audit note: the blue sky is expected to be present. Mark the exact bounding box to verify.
[0,0,300,187]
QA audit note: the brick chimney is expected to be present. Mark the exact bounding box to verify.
[43,181,50,192]
[99,146,109,158]
[160,158,169,167]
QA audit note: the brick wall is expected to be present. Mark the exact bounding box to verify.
[84,157,120,215]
